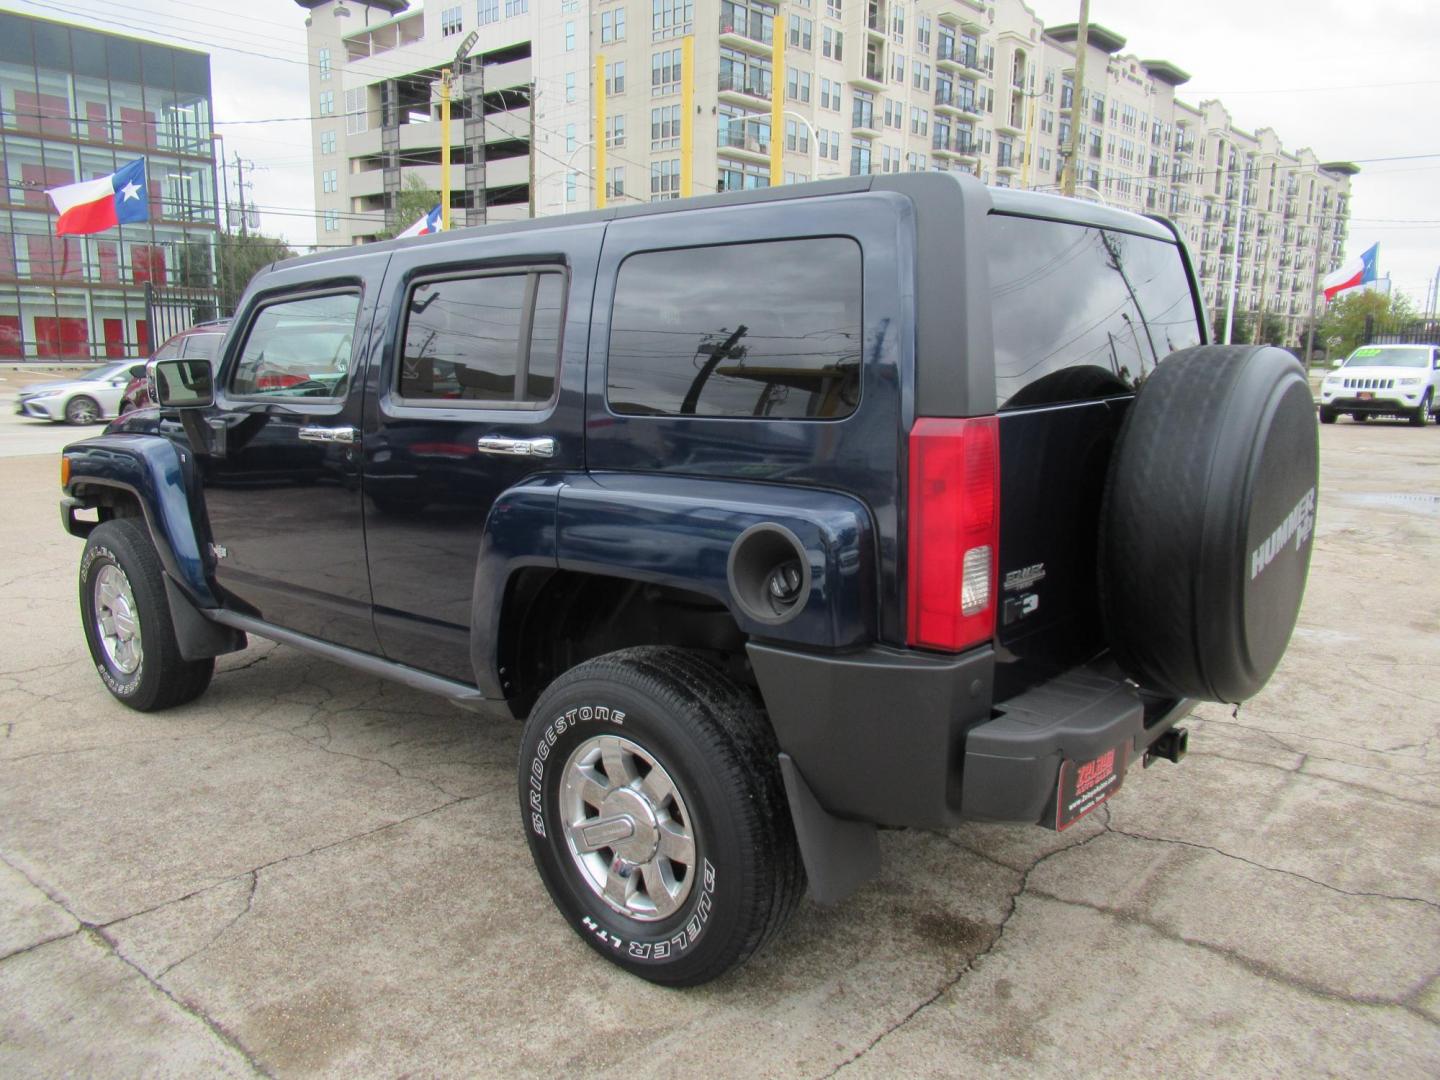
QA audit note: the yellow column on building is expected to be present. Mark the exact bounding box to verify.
[770,13,785,186]
[439,67,452,229]
[680,35,695,197]
[595,53,607,209]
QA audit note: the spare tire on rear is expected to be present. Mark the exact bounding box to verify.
[1098,345,1318,703]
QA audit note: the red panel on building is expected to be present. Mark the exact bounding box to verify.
[20,162,77,209]
[131,244,168,287]
[13,90,70,137]
[135,319,149,354]
[0,233,15,279]
[121,106,156,149]
[97,241,119,282]
[26,234,82,280]
[85,100,109,143]
[0,316,21,359]
[34,317,88,359]
[103,318,127,358]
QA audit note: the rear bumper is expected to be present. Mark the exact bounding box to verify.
[749,641,1192,830]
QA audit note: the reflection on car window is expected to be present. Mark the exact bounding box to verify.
[399,271,563,406]
[607,237,863,419]
[152,340,183,361]
[988,215,1202,410]
[230,293,359,399]
[182,333,223,361]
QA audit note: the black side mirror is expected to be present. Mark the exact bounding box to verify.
[150,358,214,408]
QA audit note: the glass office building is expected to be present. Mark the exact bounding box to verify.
[0,10,217,361]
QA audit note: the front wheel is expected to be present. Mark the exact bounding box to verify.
[79,518,214,711]
[1319,407,1337,425]
[518,647,804,986]
[1409,393,1432,427]
[65,395,101,425]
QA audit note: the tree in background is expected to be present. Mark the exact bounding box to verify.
[217,233,295,314]
[1210,310,1287,348]
[1318,290,1420,359]
[377,174,442,241]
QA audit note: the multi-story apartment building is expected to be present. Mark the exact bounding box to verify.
[0,10,219,360]
[301,0,1352,347]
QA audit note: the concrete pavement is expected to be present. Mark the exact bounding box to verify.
[0,418,1437,1077]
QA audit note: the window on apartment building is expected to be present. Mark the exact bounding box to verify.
[1060,75,1074,110]
[785,170,809,184]
[318,90,335,115]
[566,172,577,203]
[819,77,840,110]
[652,48,682,94]
[566,123,577,152]
[607,113,627,146]
[322,169,337,193]
[917,16,931,52]
[789,16,813,50]
[720,48,771,98]
[320,130,336,154]
[912,61,930,91]
[505,0,528,16]
[344,89,366,134]
[566,72,577,102]
[653,0,694,39]
[891,52,905,83]
[912,107,928,136]
[787,68,812,103]
[785,117,809,153]
[717,161,771,191]
[565,21,576,50]
[479,0,499,25]
[651,104,680,148]
[442,6,463,35]
[606,61,626,95]
[649,158,680,199]
[601,8,627,42]
[826,0,842,18]
[850,138,872,175]
[852,90,874,131]
[323,210,339,232]
[318,47,331,80]
[822,27,843,61]
[982,44,994,73]
[816,127,839,161]
[907,151,926,172]
[891,7,904,42]
[607,166,625,199]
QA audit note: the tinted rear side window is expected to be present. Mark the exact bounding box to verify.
[607,237,862,419]
[987,214,1201,410]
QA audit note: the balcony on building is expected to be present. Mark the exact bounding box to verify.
[996,145,1019,173]
[718,2,775,56]
[865,1,887,36]
[996,104,1025,137]
[936,36,983,77]
[717,121,771,163]
[937,0,987,35]
[850,41,886,92]
[718,67,772,105]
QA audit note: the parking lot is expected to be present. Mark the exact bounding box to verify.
[0,397,1437,1078]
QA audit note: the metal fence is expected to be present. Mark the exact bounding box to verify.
[143,282,228,350]
[1365,314,1440,346]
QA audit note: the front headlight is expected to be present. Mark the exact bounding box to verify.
[1399,377,1421,386]
[1322,376,1339,386]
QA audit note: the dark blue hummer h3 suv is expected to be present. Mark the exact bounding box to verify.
[60,174,1319,986]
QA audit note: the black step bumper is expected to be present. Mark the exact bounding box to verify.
[749,642,1193,830]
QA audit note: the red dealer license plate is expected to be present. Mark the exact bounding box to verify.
[1055,745,1128,830]
[1358,392,1374,400]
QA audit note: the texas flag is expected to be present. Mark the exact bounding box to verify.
[398,204,443,238]
[1322,243,1378,302]
[46,158,149,237]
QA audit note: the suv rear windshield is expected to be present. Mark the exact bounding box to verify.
[987,214,1202,410]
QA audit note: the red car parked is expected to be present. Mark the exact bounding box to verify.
[119,319,230,414]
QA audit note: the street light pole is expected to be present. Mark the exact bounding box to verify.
[440,30,479,232]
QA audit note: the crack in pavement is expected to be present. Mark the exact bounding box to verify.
[1105,825,1440,911]
[822,825,1113,1077]
[1199,715,1439,759]
[0,850,270,1077]
[155,872,260,980]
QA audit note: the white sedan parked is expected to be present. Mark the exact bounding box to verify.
[14,361,148,425]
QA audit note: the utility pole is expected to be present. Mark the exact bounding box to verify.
[211,133,228,234]
[234,152,247,238]
[1061,0,1090,197]
[1222,155,1250,345]
[1302,208,1327,364]
[595,53,607,210]
[527,80,536,218]
[441,31,479,232]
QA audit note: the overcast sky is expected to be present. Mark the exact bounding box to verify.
[18,0,1440,306]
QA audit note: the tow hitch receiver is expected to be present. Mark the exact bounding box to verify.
[1145,727,1189,768]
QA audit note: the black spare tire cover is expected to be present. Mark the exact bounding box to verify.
[1099,345,1319,703]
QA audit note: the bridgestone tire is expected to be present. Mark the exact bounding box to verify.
[1099,345,1318,703]
[79,519,215,712]
[518,646,804,986]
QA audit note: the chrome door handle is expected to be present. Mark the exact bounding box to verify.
[476,436,555,458]
[298,425,358,445]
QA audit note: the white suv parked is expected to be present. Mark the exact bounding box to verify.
[1319,343,1440,426]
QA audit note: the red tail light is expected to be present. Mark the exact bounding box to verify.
[906,416,1000,652]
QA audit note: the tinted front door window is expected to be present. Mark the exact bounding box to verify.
[231,292,359,399]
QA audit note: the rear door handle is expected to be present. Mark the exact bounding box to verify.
[298,425,358,445]
[476,436,555,458]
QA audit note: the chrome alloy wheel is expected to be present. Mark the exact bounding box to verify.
[559,734,696,921]
[94,563,143,675]
[66,397,100,424]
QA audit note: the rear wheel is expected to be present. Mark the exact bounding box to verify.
[65,395,101,425]
[518,646,803,986]
[79,519,214,711]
